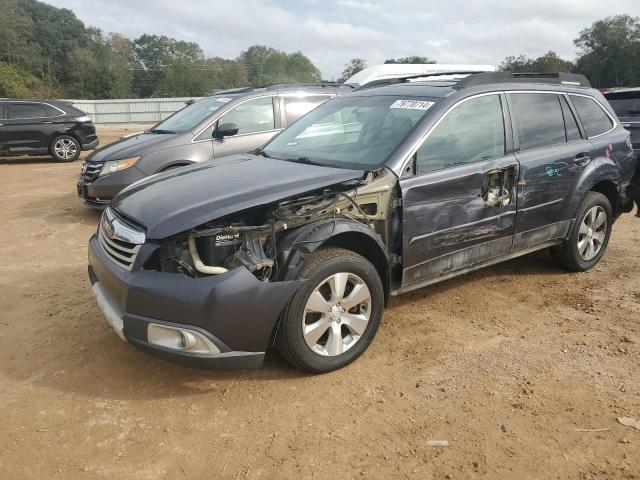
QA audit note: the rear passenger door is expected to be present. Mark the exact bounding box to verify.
[400,93,519,289]
[212,96,280,158]
[508,92,591,249]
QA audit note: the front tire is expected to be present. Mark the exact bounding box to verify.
[552,191,612,271]
[276,247,384,373]
[50,135,81,162]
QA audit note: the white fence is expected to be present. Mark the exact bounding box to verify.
[66,97,204,124]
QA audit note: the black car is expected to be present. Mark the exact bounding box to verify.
[87,72,636,372]
[0,99,98,162]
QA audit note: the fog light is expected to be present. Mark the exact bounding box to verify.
[147,324,220,354]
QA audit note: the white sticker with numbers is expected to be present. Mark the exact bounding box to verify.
[390,100,434,110]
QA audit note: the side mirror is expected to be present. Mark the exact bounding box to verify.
[213,122,239,140]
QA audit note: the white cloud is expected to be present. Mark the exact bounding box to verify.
[44,0,640,78]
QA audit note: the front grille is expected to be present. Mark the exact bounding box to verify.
[81,159,106,181]
[98,209,144,271]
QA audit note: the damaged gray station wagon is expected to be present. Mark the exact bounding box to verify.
[88,72,637,372]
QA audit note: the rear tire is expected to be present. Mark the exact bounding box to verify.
[552,191,612,272]
[50,135,81,162]
[276,247,384,373]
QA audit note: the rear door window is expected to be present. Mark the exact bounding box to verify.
[416,94,505,174]
[570,95,614,138]
[283,95,332,124]
[218,96,275,135]
[509,93,566,150]
[9,102,48,120]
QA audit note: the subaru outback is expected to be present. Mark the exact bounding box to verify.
[87,72,637,372]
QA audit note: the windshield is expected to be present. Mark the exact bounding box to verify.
[149,96,236,133]
[606,92,640,118]
[262,95,437,169]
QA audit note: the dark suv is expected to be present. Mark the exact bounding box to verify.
[77,84,352,208]
[604,88,640,153]
[0,99,98,162]
[87,72,636,372]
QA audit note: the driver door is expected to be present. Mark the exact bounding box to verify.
[399,93,519,290]
[212,96,280,158]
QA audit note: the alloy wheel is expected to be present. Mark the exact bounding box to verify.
[577,205,607,261]
[302,272,372,357]
[54,138,78,160]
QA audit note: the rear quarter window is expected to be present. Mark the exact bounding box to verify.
[570,95,614,138]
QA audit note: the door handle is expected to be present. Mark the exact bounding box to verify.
[574,153,590,165]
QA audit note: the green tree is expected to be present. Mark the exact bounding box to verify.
[574,15,640,88]
[337,58,367,83]
[384,56,435,64]
[132,34,204,97]
[239,45,321,86]
[499,51,573,73]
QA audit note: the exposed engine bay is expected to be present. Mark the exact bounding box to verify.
[149,169,398,280]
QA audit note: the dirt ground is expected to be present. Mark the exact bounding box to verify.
[0,124,639,480]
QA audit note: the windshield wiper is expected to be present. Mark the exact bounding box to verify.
[283,156,325,167]
[147,128,176,134]
[256,149,272,158]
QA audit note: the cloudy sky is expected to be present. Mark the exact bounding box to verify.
[44,0,639,79]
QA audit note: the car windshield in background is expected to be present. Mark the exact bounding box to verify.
[262,96,437,170]
[605,91,640,118]
[149,96,236,134]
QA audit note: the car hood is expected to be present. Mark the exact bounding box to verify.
[86,132,180,162]
[111,154,365,240]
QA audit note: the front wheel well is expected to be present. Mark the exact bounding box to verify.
[322,232,390,305]
[590,180,619,217]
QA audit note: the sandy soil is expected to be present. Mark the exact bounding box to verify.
[0,125,639,480]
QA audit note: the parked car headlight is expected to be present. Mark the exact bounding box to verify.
[100,156,140,176]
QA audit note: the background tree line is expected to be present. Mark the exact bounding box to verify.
[0,0,321,98]
[0,0,639,99]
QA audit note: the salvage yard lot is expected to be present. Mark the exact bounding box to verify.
[0,125,639,480]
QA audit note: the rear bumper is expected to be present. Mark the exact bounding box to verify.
[87,234,303,368]
[82,138,99,151]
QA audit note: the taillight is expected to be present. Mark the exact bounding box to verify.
[74,116,91,123]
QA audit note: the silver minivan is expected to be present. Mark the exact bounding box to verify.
[77,84,352,208]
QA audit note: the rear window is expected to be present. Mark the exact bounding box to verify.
[570,95,614,138]
[10,102,49,119]
[605,91,640,118]
[509,93,566,150]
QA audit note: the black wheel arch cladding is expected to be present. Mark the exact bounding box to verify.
[275,217,390,303]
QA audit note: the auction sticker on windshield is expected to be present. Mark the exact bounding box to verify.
[216,97,233,103]
[390,100,434,110]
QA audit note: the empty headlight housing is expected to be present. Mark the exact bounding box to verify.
[100,156,140,176]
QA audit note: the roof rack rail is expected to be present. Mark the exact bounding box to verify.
[453,72,591,89]
[353,71,489,91]
[261,82,355,90]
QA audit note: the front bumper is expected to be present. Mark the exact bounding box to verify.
[88,234,303,368]
[77,167,146,209]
